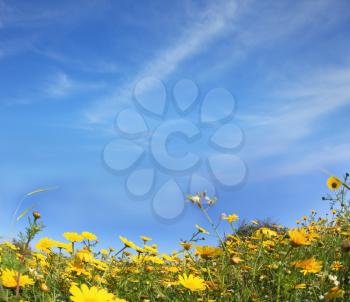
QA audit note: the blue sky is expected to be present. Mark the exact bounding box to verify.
[1,0,350,251]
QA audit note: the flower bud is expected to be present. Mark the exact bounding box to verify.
[33,211,41,220]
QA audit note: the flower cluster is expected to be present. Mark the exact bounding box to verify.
[0,175,350,301]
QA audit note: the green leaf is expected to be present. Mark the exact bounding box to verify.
[26,186,58,197]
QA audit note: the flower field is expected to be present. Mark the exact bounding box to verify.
[1,175,350,301]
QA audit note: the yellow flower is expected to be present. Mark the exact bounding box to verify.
[294,283,307,289]
[222,213,239,223]
[180,242,193,251]
[195,225,209,235]
[327,176,342,191]
[140,235,152,242]
[76,249,94,263]
[81,232,97,241]
[63,232,83,243]
[288,228,310,247]
[293,257,323,275]
[56,242,73,253]
[330,261,343,271]
[69,284,116,302]
[35,237,57,253]
[119,236,136,248]
[4,242,18,251]
[1,269,34,288]
[178,274,206,291]
[67,261,90,277]
[254,227,277,239]
[144,245,157,254]
[195,246,222,259]
[324,287,345,300]
[231,256,243,264]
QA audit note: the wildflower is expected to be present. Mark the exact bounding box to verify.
[187,194,202,206]
[63,232,83,243]
[4,242,18,251]
[327,176,342,191]
[195,224,209,235]
[178,274,206,291]
[69,284,116,302]
[294,283,307,289]
[288,228,311,247]
[195,246,222,259]
[231,256,243,264]
[119,236,137,249]
[35,237,58,253]
[205,196,217,206]
[1,268,34,288]
[330,261,343,271]
[76,249,94,263]
[81,232,97,241]
[40,283,49,292]
[254,227,277,239]
[140,236,152,242]
[144,245,157,254]
[33,211,41,220]
[100,249,109,255]
[222,213,239,223]
[324,287,345,300]
[293,257,323,275]
[180,242,193,251]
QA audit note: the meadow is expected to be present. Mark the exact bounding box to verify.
[1,174,350,301]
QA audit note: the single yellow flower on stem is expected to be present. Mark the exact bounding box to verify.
[81,231,97,241]
[324,287,345,300]
[1,269,34,288]
[292,257,323,275]
[195,246,222,259]
[69,284,116,302]
[254,227,277,239]
[178,274,206,292]
[63,232,83,243]
[294,283,307,289]
[222,213,239,223]
[288,228,311,247]
[195,224,209,235]
[327,176,342,191]
[140,235,152,242]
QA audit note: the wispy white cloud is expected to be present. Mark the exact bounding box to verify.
[241,66,350,179]
[271,143,350,177]
[83,0,240,124]
[43,71,106,99]
[33,49,120,74]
